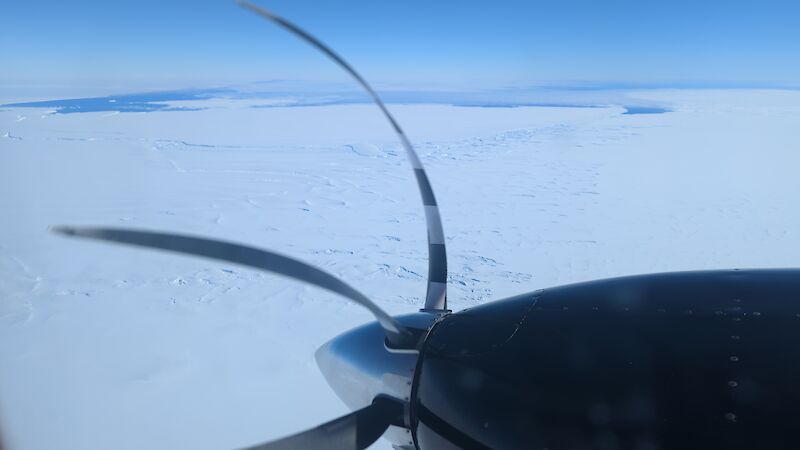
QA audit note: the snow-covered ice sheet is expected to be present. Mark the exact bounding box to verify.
[1,89,799,449]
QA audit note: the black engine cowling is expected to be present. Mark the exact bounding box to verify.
[412,269,800,450]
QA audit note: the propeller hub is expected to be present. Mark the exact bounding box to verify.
[315,313,439,447]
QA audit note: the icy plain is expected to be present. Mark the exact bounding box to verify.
[1,89,800,449]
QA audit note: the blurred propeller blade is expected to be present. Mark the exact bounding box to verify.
[240,396,404,450]
[51,226,415,347]
[238,0,449,311]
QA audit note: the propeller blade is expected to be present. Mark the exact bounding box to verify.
[240,396,404,450]
[237,0,449,311]
[50,226,414,347]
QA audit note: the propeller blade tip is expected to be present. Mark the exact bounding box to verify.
[50,225,77,236]
[236,0,258,12]
[237,0,279,20]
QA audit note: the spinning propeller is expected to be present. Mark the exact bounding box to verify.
[53,2,450,449]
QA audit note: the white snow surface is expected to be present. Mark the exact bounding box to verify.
[1,90,800,449]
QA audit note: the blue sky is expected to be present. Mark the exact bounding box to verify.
[3,0,799,92]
